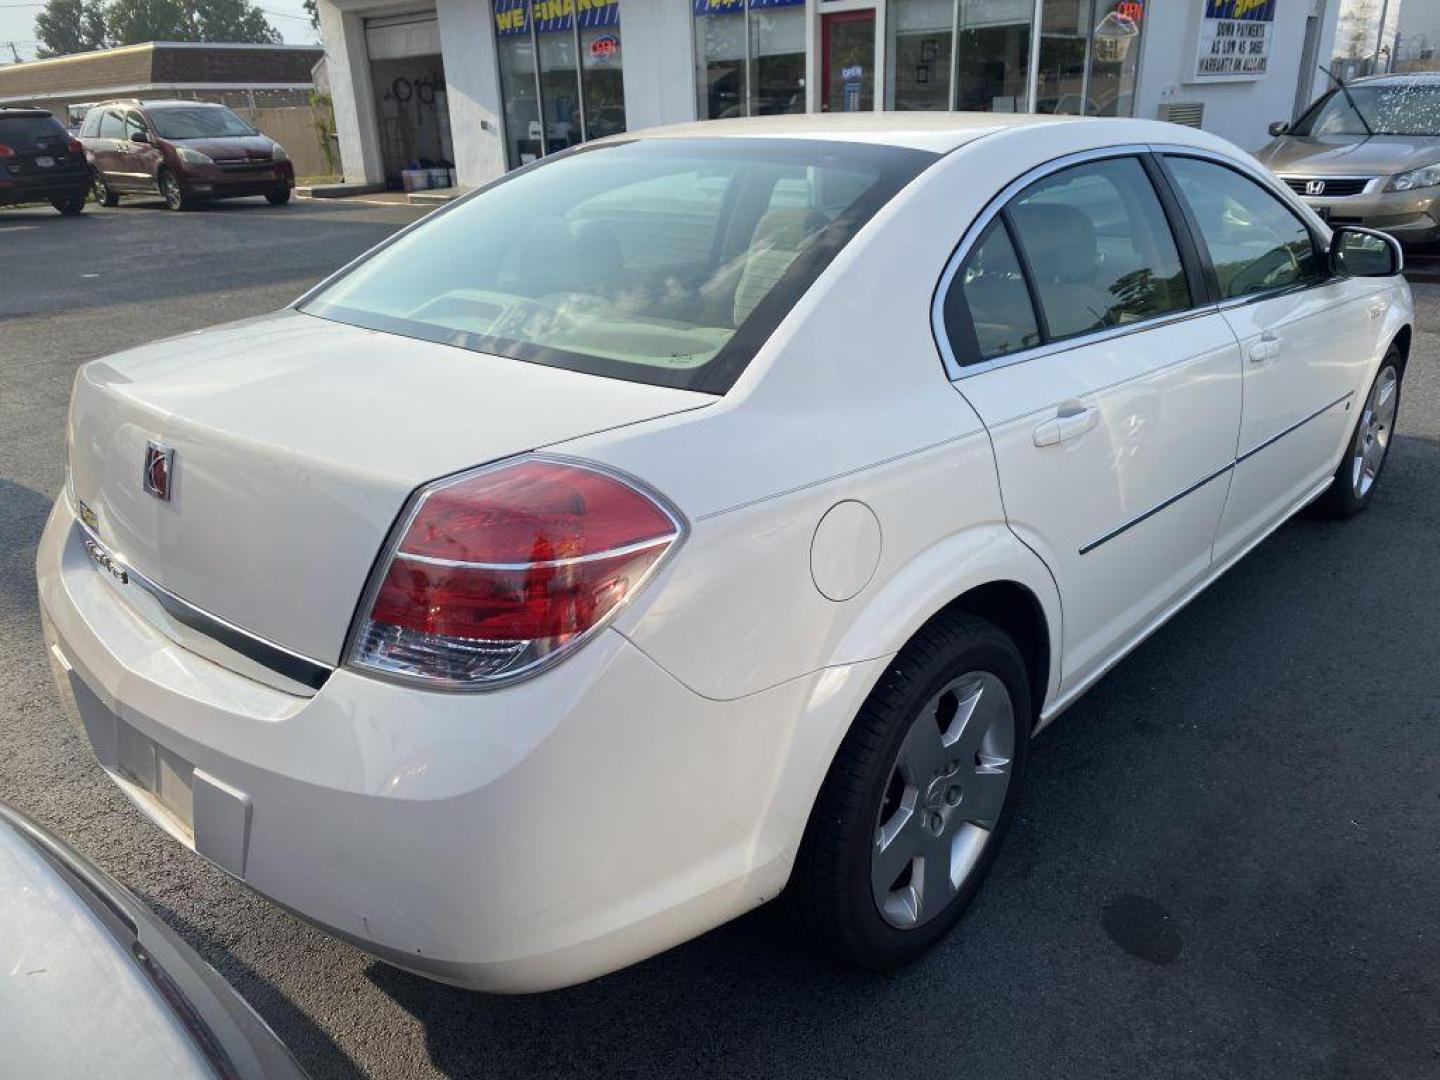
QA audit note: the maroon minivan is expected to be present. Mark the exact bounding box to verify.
[80,99,294,211]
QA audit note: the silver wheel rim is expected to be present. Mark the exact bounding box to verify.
[1352,364,1399,499]
[871,671,1015,930]
[163,175,180,208]
[93,176,107,200]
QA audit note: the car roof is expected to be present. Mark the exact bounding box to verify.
[607,112,1225,156]
[91,99,228,110]
[0,108,54,118]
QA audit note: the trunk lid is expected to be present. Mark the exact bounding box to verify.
[68,310,712,666]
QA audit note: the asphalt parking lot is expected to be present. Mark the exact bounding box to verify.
[2,196,1439,1079]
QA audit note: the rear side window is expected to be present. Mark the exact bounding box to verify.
[80,110,100,138]
[0,114,67,144]
[98,111,122,139]
[943,219,1041,363]
[1165,156,1320,299]
[1006,158,1190,341]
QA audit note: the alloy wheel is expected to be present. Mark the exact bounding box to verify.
[1352,364,1399,499]
[162,173,183,211]
[871,671,1015,930]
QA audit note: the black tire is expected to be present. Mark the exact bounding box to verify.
[92,172,119,208]
[1318,345,1404,519]
[159,169,188,211]
[265,187,292,206]
[788,611,1031,970]
[52,194,86,215]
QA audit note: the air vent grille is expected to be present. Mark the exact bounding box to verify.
[1158,102,1205,128]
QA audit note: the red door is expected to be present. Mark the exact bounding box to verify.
[821,10,876,113]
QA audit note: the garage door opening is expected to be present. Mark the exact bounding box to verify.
[365,14,454,189]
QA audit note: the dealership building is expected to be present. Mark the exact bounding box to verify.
[315,0,1344,191]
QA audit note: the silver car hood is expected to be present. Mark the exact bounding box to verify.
[1256,133,1440,175]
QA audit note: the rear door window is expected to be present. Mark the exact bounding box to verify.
[98,111,122,139]
[1164,156,1321,299]
[943,219,1041,364]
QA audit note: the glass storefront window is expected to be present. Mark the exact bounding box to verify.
[537,11,582,154]
[750,0,805,115]
[1086,1,1142,117]
[694,0,805,120]
[885,0,952,111]
[1036,0,1089,115]
[580,25,626,138]
[494,0,625,169]
[955,0,1032,113]
[695,0,747,120]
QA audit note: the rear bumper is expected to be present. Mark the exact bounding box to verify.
[1288,181,1440,245]
[0,170,89,205]
[36,494,866,991]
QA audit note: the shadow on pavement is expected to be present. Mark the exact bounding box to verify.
[143,897,367,1080]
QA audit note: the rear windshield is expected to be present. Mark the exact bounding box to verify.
[1292,83,1440,137]
[148,106,256,140]
[0,115,67,144]
[300,138,936,393]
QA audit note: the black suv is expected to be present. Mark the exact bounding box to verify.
[0,108,89,214]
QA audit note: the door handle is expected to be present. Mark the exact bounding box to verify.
[1033,404,1099,447]
[1249,333,1282,363]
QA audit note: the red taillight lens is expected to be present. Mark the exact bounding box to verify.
[0,144,15,158]
[349,457,681,688]
[67,137,84,154]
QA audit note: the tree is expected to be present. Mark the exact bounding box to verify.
[102,0,281,45]
[303,0,317,30]
[195,0,282,43]
[104,0,194,43]
[34,0,107,57]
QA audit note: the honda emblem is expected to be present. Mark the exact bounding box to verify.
[143,442,174,501]
[1305,179,1326,196]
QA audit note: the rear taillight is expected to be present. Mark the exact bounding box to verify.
[0,145,14,157]
[348,456,683,689]
[67,137,84,154]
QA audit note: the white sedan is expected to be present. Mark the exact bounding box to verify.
[37,113,1412,993]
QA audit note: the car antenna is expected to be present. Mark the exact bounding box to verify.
[1319,64,1373,136]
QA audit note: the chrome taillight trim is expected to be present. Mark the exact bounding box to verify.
[392,534,676,572]
[342,452,689,693]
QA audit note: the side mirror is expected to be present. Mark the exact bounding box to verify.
[131,129,150,144]
[1329,225,1403,278]
[1268,120,1290,137]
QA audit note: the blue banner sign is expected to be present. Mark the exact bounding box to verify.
[1203,0,1275,21]
[495,0,619,37]
[693,0,803,14]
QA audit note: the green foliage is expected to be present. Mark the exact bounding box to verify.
[310,90,337,173]
[194,0,282,44]
[34,0,107,56]
[34,0,282,55]
[104,0,193,43]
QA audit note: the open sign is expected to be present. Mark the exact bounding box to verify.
[590,33,619,60]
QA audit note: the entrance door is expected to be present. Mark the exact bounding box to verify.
[821,10,875,113]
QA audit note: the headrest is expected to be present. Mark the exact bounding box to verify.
[1011,202,1099,284]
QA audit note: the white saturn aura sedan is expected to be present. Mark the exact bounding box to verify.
[38,113,1413,993]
